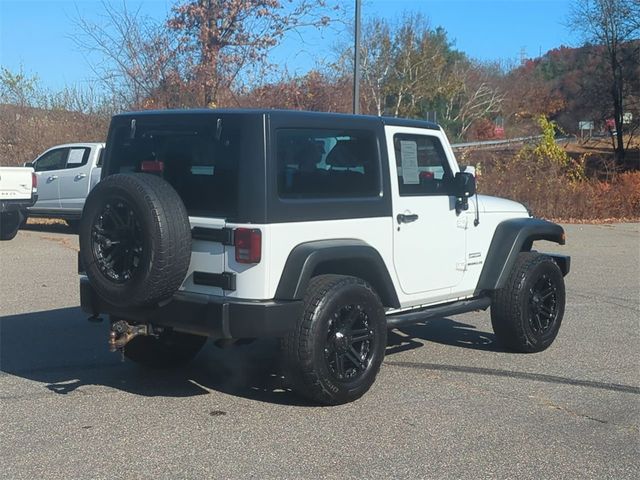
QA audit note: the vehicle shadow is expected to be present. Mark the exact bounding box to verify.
[0,307,501,406]
[387,318,505,355]
[0,307,311,406]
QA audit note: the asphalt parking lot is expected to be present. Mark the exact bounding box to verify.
[1,223,638,479]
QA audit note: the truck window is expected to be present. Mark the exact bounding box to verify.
[65,147,91,169]
[34,148,68,172]
[393,133,454,196]
[277,128,380,198]
[96,148,104,167]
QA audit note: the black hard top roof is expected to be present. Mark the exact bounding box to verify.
[113,108,440,131]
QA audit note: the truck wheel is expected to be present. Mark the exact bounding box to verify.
[79,174,191,308]
[0,211,22,240]
[124,328,207,368]
[491,252,565,353]
[66,219,80,230]
[283,275,387,405]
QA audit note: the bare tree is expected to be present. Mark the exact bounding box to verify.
[443,62,504,138]
[358,18,394,116]
[74,1,183,109]
[569,0,640,164]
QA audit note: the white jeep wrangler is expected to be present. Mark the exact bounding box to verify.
[79,110,569,405]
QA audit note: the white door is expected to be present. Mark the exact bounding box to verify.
[387,127,466,296]
[58,147,92,211]
[32,147,68,210]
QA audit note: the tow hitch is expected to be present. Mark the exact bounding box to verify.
[108,319,159,352]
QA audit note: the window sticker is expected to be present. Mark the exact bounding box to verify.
[400,140,419,184]
[191,165,215,175]
[67,148,85,165]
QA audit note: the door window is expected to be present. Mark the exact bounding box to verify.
[65,147,90,169]
[34,148,68,172]
[394,134,454,196]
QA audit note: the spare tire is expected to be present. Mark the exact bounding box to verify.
[79,173,192,307]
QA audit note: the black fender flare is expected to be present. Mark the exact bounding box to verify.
[274,239,400,308]
[475,218,569,293]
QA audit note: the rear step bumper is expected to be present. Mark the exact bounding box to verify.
[80,277,302,339]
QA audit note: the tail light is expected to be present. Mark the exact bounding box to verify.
[234,228,261,264]
[141,160,164,173]
[32,172,38,192]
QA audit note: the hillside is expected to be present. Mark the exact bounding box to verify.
[0,104,108,166]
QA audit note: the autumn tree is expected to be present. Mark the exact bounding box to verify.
[569,0,640,164]
[500,57,567,136]
[74,0,338,109]
[167,0,338,107]
[243,69,351,112]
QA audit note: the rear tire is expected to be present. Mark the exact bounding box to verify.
[124,328,207,368]
[0,211,22,240]
[491,252,565,353]
[283,275,387,405]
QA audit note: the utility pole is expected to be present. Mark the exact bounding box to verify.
[353,0,361,114]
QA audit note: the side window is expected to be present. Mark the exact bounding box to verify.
[65,147,91,169]
[34,148,68,172]
[277,128,380,198]
[96,148,104,167]
[394,134,454,196]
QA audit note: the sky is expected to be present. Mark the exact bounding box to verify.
[0,0,580,92]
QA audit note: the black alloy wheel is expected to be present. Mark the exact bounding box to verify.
[325,304,376,382]
[79,173,192,308]
[527,273,559,336]
[91,199,144,284]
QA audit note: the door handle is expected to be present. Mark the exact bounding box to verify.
[47,175,58,181]
[397,213,419,224]
[75,173,87,180]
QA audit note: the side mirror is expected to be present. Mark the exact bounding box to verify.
[24,161,34,168]
[462,165,476,177]
[453,171,476,213]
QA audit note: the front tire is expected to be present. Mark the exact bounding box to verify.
[491,252,565,353]
[123,327,207,368]
[284,275,387,405]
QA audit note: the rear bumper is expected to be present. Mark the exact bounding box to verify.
[0,195,37,212]
[80,277,302,339]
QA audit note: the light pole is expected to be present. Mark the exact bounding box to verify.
[353,0,361,115]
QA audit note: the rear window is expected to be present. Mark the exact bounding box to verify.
[107,117,241,217]
[276,128,380,198]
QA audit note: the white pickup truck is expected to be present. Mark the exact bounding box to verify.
[0,166,37,240]
[26,143,104,225]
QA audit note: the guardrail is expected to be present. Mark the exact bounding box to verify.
[451,135,573,150]
[451,135,542,150]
